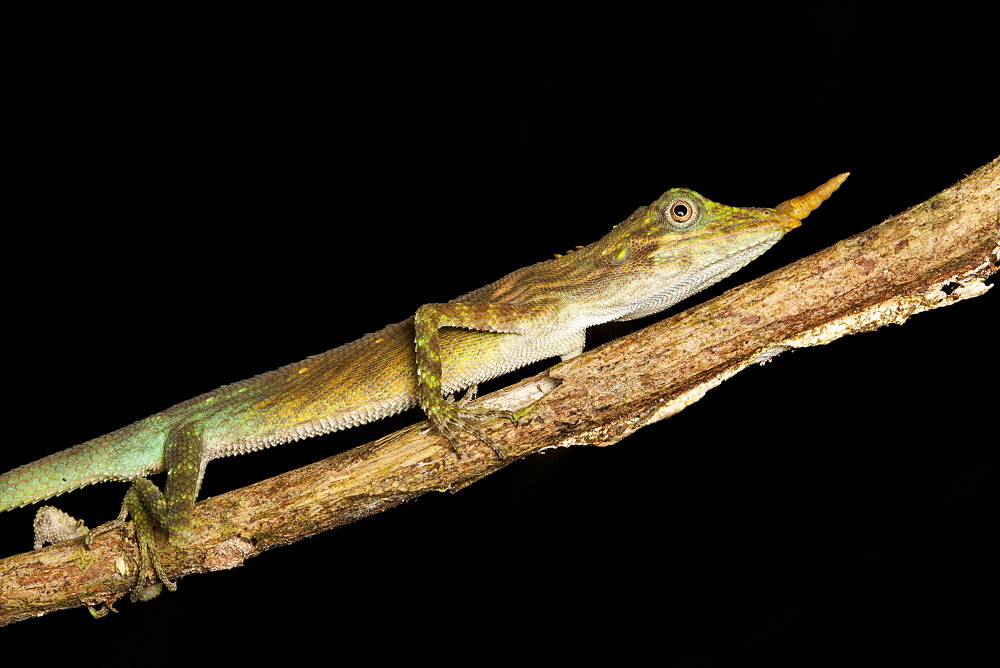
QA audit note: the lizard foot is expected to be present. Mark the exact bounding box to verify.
[433,392,517,459]
[86,484,177,600]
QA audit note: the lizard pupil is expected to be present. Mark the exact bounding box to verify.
[670,200,694,223]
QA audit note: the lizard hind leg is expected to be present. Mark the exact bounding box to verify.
[83,427,208,600]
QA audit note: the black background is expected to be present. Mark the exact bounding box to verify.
[2,5,995,666]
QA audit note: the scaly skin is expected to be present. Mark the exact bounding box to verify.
[0,174,848,595]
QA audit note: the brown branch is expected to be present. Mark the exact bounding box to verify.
[2,158,996,625]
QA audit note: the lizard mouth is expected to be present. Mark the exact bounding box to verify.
[779,215,803,232]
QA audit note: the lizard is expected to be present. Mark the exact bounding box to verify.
[1,173,849,597]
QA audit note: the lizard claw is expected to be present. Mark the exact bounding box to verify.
[433,404,514,459]
[429,386,517,458]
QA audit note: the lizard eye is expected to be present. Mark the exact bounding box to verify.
[668,198,697,226]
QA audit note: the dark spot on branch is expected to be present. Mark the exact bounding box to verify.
[940,282,960,295]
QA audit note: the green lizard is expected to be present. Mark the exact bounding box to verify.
[1,173,848,596]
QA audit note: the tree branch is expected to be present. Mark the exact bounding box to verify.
[2,158,996,625]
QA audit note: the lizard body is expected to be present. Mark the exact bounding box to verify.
[0,174,848,594]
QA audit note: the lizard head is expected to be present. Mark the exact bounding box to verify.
[587,173,849,321]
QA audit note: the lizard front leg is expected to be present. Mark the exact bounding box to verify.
[414,302,544,458]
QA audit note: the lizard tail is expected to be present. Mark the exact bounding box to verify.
[0,429,164,511]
